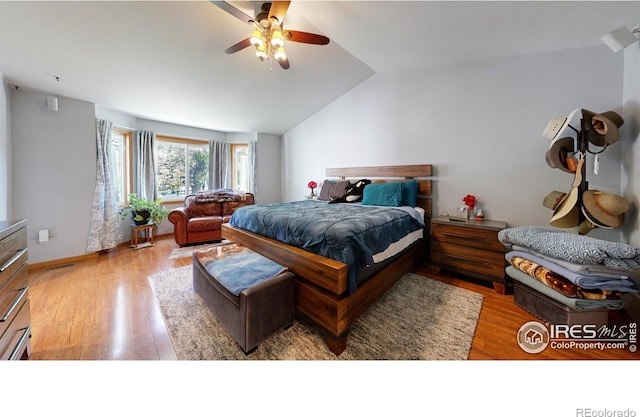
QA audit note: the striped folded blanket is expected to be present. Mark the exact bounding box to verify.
[506,250,637,294]
[508,255,622,300]
[195,188,246,203]
[506,266,625,311]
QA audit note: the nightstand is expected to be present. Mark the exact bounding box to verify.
[430,216,509,294]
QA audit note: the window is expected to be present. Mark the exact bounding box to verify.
[111,128,132,206]
[155,136,209,200]
[231,143,249,192]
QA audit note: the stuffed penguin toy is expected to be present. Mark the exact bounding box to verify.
[329,179,371,203]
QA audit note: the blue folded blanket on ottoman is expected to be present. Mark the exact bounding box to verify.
[195,244,287,296]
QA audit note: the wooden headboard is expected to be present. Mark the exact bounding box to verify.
[325,164,433,219]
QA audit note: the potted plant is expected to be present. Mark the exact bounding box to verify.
[120,193,169,226]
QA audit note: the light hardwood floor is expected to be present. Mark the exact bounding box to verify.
[26,235,638,360]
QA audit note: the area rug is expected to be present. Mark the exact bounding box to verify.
[148,266,484,360]
[168,240,231,260]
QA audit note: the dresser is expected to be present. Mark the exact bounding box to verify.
[0,219,31,360]
[430,216,508,294]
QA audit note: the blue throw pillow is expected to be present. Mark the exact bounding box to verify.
[361,182,402,207]
[401,180,419,207]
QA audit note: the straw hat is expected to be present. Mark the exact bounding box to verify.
[550,158,584,228]
[581,190,629,228]
[581,109,624,147]
[543,191,567,210]
[578,218,600,235]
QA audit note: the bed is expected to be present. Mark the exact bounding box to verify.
[221,164,433,355]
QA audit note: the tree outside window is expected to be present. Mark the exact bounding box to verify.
[156,136,209,200]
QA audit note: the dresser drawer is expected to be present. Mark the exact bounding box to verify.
[432,241,506,280]
[0,263,29,338]
[0,298,31,360]
[432,223,504,252]
[0,226,28,287]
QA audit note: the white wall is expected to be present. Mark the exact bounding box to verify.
[620,41,640,321]
[11,90,96,264]
[256,132,282,204]
[284,45,625,242]
[622,43,640,246]
[0,73,10,219]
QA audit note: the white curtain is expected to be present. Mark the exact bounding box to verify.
[248,140,257,198]
[136,130,157,201]
[87,119,122,251]
[209,140,229,189]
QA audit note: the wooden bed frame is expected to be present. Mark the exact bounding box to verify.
[222,164,433,355]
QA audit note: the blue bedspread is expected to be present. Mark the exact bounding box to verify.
[229,200,425,293]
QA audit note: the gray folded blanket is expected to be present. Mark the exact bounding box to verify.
[498,226,640,271]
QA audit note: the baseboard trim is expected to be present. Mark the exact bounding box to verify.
[28,233,174,271]
[29,253,100,272]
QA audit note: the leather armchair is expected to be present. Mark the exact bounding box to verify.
[168,193,255,246]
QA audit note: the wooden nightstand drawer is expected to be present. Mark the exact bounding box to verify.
[432,241,506,280]
[432,223,504,252]
[430,216,509,293]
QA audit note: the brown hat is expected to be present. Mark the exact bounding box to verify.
[543,191,567,210]
[545,137,576,173]
[581,109,624,147]
[582,190,629,228]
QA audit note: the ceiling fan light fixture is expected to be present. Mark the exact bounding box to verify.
[213,1,330,70]
[271,30,285,48]
[274,46,287,61]
[255,44,267,61]
[250,29,265,47]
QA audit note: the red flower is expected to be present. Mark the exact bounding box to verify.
[308,181,317,189]
[462,194,477,210]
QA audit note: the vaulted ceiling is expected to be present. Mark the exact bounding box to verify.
[1,1,639,135]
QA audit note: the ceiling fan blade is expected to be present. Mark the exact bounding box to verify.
[225,38,252,54]
[210,1,254,24]
[277,57,290,70]
[284,30,330,45]
[268,1,290,24]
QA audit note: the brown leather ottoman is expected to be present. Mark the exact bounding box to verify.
[192,244,295,354]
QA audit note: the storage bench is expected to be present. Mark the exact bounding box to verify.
[192,243,295,354]
[514,280,609,327]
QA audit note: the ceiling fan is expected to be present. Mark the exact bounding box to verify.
[211,1,330,70]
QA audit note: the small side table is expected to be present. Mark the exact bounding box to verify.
[130,222,155,249]
[430,216,509,294]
